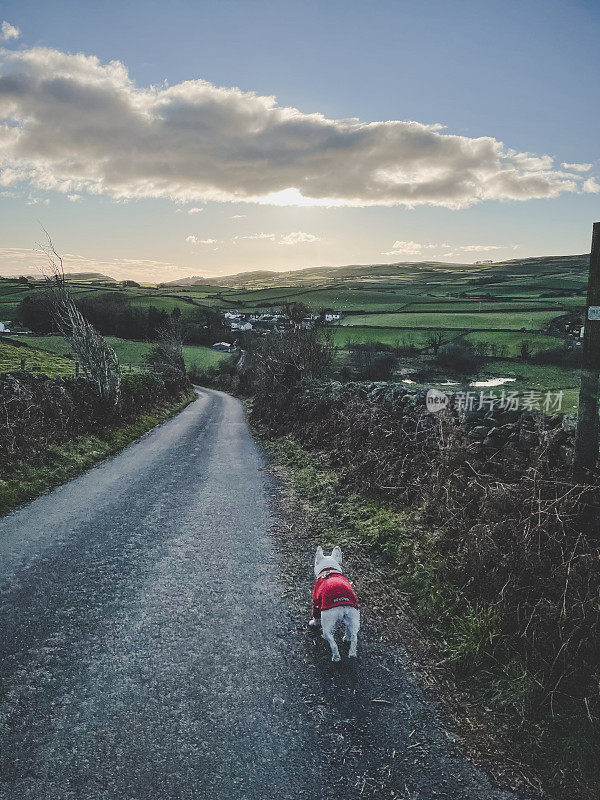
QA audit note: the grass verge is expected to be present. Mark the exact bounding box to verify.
[0,388,196,517]
[260,432,599,800]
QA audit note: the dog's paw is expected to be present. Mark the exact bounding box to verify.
[348,651,358,658]
[332,653,341,662]
[308,618,321,628]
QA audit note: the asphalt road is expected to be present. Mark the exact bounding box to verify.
[1,388,541,800]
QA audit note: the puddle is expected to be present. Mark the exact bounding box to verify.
[470,377,517,388]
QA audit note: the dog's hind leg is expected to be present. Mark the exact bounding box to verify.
[320,609,341,662]
[343,608,360,657]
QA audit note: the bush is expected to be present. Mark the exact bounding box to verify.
[436,340,480,374]
[0,371,189,468]
[248,328,334,421]
[347,343,397,380]
[188,359,241,392]
[532,345,582,367]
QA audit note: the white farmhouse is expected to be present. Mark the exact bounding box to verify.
[324,312,341,323]
[0,321,10,333]
[212,342,232,352]
[231,321,253,331]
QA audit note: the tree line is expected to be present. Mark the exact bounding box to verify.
[16,291,228,346]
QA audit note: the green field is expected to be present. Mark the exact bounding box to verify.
[0,339,75,377]
[4,336,230,372]
[385,360,580,415]
[0,254,588,409]
[340,310,566,331]
[329,326,445,349]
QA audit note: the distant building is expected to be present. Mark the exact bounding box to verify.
[324,312,341,323]
[0,321,10,333]
[212,342,232,352]
[566,321,584,339]
[475,260,493,265]
[231,321,253,331]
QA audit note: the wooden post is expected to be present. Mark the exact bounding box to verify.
[75,361,80,377]
[574,222,600,472]
[20,357,25,370]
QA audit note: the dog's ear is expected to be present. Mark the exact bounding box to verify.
[314,546,324,566]
[332,546,342,564]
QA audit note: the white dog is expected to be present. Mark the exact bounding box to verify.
[308,546,360,662]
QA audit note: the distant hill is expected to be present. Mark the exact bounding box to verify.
[63,272,118,283]
[6,272,117,283]
[160,276,212,286]
[170,254,589,290]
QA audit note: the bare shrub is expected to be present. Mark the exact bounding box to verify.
[145,318,189,395]
[249,327,334,421]
[38,232,120,408]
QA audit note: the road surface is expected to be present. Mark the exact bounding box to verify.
[0,388,541,800]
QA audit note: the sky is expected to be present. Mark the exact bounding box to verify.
[0,0,598,282]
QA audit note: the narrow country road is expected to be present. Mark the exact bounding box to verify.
[1,389,542,800]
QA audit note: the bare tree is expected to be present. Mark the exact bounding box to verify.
[38,230,121,408]
[146,317,185,373]
[428,331,443,355]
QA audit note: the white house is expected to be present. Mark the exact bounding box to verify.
[324,312,341,323]
[224,311,241,321]
[212,342,232,352]
[231,321,253,332]
[0,321,10,333]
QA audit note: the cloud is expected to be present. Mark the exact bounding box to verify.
[562,162,592,173]
[186,235,217,244]
[187,206,203,214]
[231,214,246,218]
[460,244,503,252]
[234,232,276,240]
[67,193,81,201]
[0,46,596,209]
[383,240,424,255]
[232,231,319,244]
[1,21,20,41]
[382,240,508,256]
[279,231,320,245]
[582,178,600,194]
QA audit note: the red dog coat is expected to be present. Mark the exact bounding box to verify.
[312,569,359,619]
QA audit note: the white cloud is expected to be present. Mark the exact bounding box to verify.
[186,235,217,245]
[0,46,595,209]
[384,240,424,255]
[562,162,592,173]
[582,178,600,194]
[1,21,20,41]
[383,240,508,256]
[232,231,319,245]
[279,231,320,245]
[460,244,503,252]
[67,193,81,202]
[231,214,246,218]
[234,232,276,240]
[187,206,203,214]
